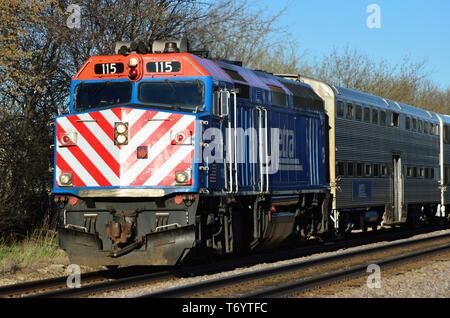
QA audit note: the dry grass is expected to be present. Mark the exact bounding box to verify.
[0,221,65,274]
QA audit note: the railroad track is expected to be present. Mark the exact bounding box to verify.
[2,224,449,298]
[0,266,171,298]
[245,243,450,298]
[138,230,450,298]
[0,269,109,298]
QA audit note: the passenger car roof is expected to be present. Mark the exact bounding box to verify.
[335,85,439,122]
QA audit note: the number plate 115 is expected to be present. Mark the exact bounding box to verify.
[147,61,181,73]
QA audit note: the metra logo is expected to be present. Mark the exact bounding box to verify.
[279,128,303,172]
[279,128,295,159]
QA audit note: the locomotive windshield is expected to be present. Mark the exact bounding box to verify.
[75,82,132,111]
[138,80,204,111]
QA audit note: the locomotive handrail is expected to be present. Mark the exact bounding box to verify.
[219,88,236,194]
[256,106,264,193]
[256,106,269,194]
[148,118,173,122]
[225,89,234,194]
[76,119,98,123]
[263,107,269,194]
[231,90,239,193]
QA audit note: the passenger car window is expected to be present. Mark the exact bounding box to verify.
[373,164,380,177]
[346,103,354,120]
[407,167,413,178]
[356,163,363,177]
[337,162,345,177]
[372,109,379,124]
[381,165,389,177]
[445,126,450,143]
[424,122,430,134]
[419,168,425,178]
[355,105,362,121]
[418,120,423,133]
[391,112,400,128]
[364,164,372,177]
[337,101,344,117]
[405,117,411,130]
[347,162,354,177]
[364,107,370,123]
[380,111,386,126]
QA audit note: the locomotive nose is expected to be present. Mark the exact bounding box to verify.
[55,107,196,191]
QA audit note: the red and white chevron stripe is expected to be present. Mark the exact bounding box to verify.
[55,108,196,188]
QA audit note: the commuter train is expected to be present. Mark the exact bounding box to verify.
[52,39,449,267]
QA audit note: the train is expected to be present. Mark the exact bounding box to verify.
[52,39,450,267]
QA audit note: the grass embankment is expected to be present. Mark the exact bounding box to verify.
[0,227,65,274]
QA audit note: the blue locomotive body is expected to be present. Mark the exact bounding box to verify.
[200,67,329,196]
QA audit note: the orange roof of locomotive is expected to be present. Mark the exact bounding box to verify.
[73,52,210,81]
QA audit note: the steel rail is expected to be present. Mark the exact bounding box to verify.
[245,243,450,298]
[0,269,110,298]
[0,266,170,298]
[29,269,175,298]
[138,231,450,298]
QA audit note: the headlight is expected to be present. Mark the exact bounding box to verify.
[116,123,127,134]
[175,171,189,184]
[115,122,129,145]
[60,132,77,147]
[116,134,128,145]
[59,173,73,187]
[129,58,139,68]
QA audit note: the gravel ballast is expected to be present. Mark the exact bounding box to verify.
[300,250,450,298]
[100,229,450,298]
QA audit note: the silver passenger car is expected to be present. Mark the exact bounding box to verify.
[280,75,449,233]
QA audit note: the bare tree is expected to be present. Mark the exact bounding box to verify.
[302,47,450,114]
[189,0,287,66]
[0,0,66,235]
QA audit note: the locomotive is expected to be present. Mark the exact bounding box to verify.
[53,39,449,267]
[53,40,330,266]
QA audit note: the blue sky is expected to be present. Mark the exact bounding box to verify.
[259,0,450,88]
